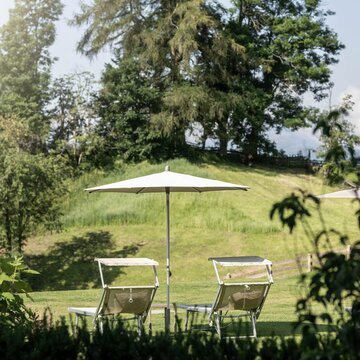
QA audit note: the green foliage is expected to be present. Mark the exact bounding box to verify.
[0,0,63,152]
[0,257,38,328]
[96,56,183,164]
[271,190,360,358]
[49,72,99,170]
[270,190,316,233]
[225,0,342,158]
[269,108,360,357]
[314,95,360,184]
[0,118,66,254]
[0,316,353,359]
[72,0,342,162]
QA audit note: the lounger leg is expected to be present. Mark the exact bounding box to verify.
[72,314,79,335]
[215,313,222,337]
[148,310,152,333]
[251,312,257,338]
[185,310,190,331]
[137,317,143,336]
[173,303,178,334]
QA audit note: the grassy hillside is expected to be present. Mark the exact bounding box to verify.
[24,158,359,292]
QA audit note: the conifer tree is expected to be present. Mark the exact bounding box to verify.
[97,55,178,163]
[73,0,342,160]
[0,0,63,153]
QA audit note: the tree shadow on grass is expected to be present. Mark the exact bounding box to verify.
[256,321,336,337]
[25,231,143,291]
[182,314,335,337]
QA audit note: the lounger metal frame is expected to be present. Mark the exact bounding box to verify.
[177,256,273,338]
[68,258,159,335]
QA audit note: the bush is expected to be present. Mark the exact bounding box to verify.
[0,317,358,360]
[0,257,38,328]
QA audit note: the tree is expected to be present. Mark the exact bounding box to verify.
[97,55,180,163]
[0,0,63,153]
[219,0,343,160]
[72,1,245,156]
[0,116,65,255]
[49,72,98,168]
[314,95,360,184]
[72,0,342,160]
[72,0,195,157]
[0,257,38,328]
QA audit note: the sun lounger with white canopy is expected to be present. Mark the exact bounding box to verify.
[175,256,273,338]
[68,257,159,334]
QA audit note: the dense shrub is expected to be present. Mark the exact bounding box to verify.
[0,257,38,328]
[0,317,357,360]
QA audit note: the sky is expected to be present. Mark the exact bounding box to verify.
[0,0,359,156]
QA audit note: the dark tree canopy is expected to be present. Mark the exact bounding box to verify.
[72,0,343,161]
[0,116,65,255]
[97,54,187,164]
[0,1,65,255]
[0,0,63,153]
[49,72,98,169]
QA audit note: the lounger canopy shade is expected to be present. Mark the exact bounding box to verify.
[95,258,159,267]
[209,256,272,267]
[210,256,273,287]
[95,257,159,289]
[85,167,249,332]
[317,188,360,198]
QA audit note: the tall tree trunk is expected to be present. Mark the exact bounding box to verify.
[217,120,228,156]
[244,127,259,165]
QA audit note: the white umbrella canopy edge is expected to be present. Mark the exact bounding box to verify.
[85,169,250,193]
[317,188,360,199]
[84,167,250,332]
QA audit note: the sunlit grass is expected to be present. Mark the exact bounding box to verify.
[24,158,358,335]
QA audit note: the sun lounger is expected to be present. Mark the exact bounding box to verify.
[175,256,273,338]
[68,257,159,334]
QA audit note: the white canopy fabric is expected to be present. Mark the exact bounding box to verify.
[317,188,360,199]
[85,167,249,332]
[95,258,159,267]
[86,170,249,193]
[209,256,272,267]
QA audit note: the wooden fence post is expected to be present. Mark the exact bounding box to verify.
[307,253,313,272]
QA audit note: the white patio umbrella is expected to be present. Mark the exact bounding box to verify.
[317,188,360,198]
[85,166,249,331]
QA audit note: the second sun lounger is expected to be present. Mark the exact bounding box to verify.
[176,256,273,338]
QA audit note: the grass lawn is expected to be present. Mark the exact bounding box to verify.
[22,158,356,337]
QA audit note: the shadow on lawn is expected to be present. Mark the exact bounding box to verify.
[184,317,335,338]
[25,231,142,291]
[256,321,336,337]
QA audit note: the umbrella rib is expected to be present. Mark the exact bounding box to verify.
[192,187,202,193]
[136,188,146,194]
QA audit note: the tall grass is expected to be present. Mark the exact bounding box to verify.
[60,158,358,237]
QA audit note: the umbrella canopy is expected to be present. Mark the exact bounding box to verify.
[86,168,249,193]
[85,166,249,331]
[317,188,360,199]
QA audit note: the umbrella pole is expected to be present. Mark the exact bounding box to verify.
[165,188,171,333]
